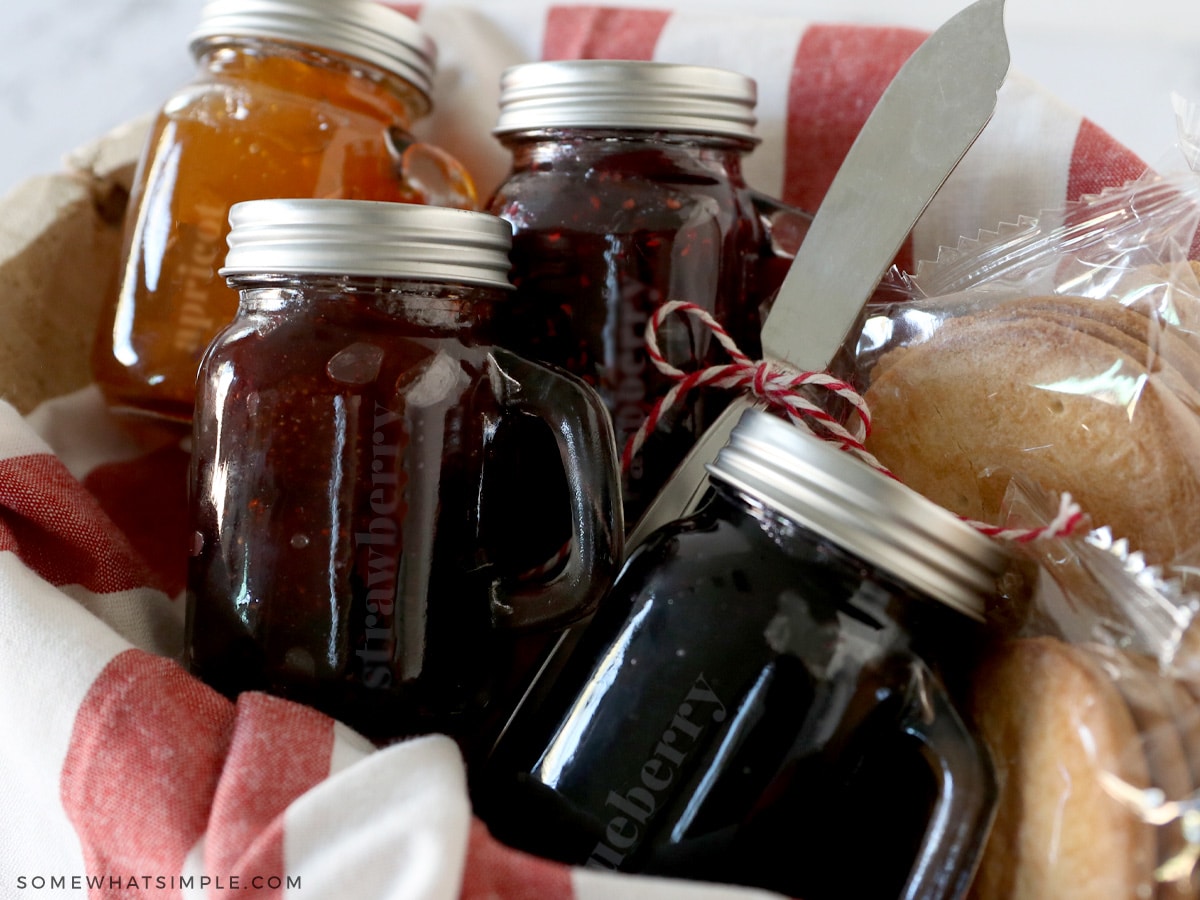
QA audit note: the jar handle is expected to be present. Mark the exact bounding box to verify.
[747,190,813,311]
[487,348,625,630]
[896,660,998,900]
[751,189,812,259]
[388,127,480,210]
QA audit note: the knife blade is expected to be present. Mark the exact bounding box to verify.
[626,0,1010,552]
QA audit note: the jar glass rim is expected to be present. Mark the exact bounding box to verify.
[189,0,438,101]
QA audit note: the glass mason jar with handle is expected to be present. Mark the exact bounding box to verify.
[93,0,477,431]
[184,199,623,745]
[487,60,811,529]
[476,409,1006,900]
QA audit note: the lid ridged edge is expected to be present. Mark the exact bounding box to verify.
[707,410,1008,620]
[494,60,759,141]
[221,199,514,290]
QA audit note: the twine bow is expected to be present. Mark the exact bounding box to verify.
[622,301,882,471]
[625,300,1085,544]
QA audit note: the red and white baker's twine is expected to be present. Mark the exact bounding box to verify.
[626,301,1086,544]
[623,301,879,469]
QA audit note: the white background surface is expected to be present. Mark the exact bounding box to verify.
[1,0,1199,198]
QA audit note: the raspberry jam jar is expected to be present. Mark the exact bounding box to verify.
[184,199,623,743]
[475,410,1007,899]
[93,0,477,430]
[487,60,810,528]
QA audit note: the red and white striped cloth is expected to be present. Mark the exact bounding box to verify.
[0,3,1154,898]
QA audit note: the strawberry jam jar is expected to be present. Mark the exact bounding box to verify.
[184,199,623,743]
[487,60,810,528]
[93,0,477,431]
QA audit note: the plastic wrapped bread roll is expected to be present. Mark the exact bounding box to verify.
[968,636,1158,899]
[862,297,1200,569]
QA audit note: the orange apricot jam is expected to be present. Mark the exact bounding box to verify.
[93,11,478,430]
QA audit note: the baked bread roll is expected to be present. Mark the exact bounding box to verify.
[863,297,1200,567]
[968,636,1157,899]
[968,295,1200,408]
[1092,646,1197,899]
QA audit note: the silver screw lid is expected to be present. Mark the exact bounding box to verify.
[707,409,1009,621]
[189,0,438,102]
[493,60,759,142]
[221,199,514,290]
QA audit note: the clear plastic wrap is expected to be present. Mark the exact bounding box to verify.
[851,117,1200,897]
[856,166,1200,573]
[965,478,1200,898]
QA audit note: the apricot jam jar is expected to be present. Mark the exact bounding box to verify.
[93,0,477,430]
[487,60,810,527]
[185,199,623,743]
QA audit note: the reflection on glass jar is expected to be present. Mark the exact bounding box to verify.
[93,0,478,430]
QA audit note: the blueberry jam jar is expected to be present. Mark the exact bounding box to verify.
[475,410,1008,899]
[487,60,810,529]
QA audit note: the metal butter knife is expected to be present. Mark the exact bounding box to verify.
[625,0,1011,552]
